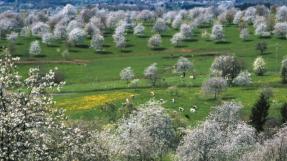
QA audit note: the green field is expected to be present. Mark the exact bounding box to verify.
[7,24,287,128]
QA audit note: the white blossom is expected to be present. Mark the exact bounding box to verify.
[276,6,287,22]
[120,67,135,83]
[255,23,271,38]
[29,40,41,56]
[133,23,145,36]
[144,63,159,86]
[31,22,50,37]
[202,77,227,99]
[42,32,54,45]
[175,57,192,77]
[273,22,287,38]
[240,28,250,41]
[153,18,168,34]
[253,56,266,76]
[232,71,252,86]
[148,34,161,49]
[180,24,193,40]
[111,100,176,160]
[6,32,18,43]
[177,102,256,161]
[170,32,184,47]
[210,24,224,42]
[90,34,104,51]
[171,15,182,29]
[67,28,86,46]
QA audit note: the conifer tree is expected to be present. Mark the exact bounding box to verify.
[281,103,287,123]
[250,93,270,132]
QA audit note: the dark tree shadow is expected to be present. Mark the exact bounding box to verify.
[215,41,231,44]
[34,54,46,58]
[184,39,199,42]
[103,44,111,48]
[69,49,79,53]
[96,51,113,55]
[161,35,172,38]
[152,47,166,51]
[138,35,149,38]
[120,49,132,53]
[126,44,134,48]
[47,44,60,48]
[76,44,89,48]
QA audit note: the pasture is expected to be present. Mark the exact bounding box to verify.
[7,24,287,128]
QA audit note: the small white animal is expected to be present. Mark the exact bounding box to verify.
[178,107,184,112]
[171,98,175,103]
[190,108,196,113]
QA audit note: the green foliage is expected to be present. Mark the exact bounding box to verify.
[250,93,270,132]
[281,103,287,123]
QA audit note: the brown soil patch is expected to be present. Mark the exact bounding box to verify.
[179,49,193,53]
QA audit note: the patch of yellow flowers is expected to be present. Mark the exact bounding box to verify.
[57,92,134,110]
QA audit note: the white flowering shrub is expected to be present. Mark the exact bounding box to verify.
[137,10,155,21]
[53,24,67,40]
[255,23,271,38]
[0,49,86,160]
[148,34,161,49]
[170,32,184,47]
[129,79,140,88]
[42,32,54,45]
[201,30,210,40]
[113,34,126,49]
[31,22,50,37]
[273,22,287,38]
[202,77,227,99]
[276,6,287,22]
[232,71,252,86]
[175,57,192,77]
[171,15,182,29]
[240,28,249,41]
[180,24,193,40]
[253,56,266,76]
[144,63,159,86]
[211,55,242,81]
[111,100,176,160]
[85,22,101,37]
[233,11,243,25]
[243,7,256,24]
[67,28,86,46]
[20,26,32,37]
[90,33,104,51]
[133,23,145,36]
[120,67,135,83]
[6,32,18,43]
[29,40,41,56]
[177,102,256,161]
[153,18,167,34]
[210,24,224,42]
[113,25,127,49]
[240,125,287,161]
[67,20,83,33]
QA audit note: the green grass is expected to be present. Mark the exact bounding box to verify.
[6,24,287,128]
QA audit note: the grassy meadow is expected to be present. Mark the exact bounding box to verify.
[5,23,287,128]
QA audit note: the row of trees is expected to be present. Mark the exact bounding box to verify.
[119,53,286,99]
[5,4,287,53]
